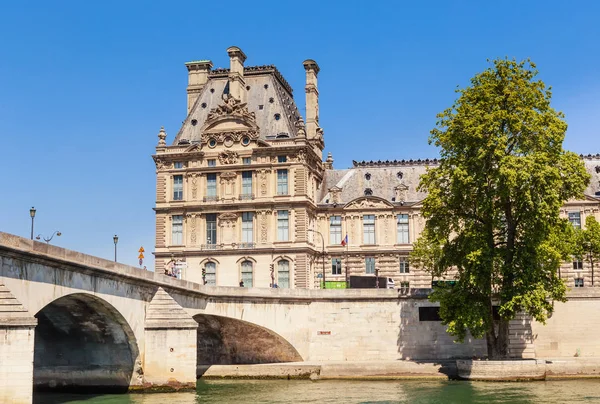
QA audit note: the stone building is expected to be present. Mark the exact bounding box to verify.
[153,46,600,289]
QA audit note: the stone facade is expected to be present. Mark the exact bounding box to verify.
[154,46,600,290]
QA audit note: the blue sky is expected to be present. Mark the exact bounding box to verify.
[1,0,599,269]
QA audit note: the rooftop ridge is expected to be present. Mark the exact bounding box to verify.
[352,153,600,168]
[352,159,440,167]
[209,65,294,95]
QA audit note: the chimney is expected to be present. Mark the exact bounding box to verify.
[303,59,320,139]
[226,46,247,102]
[185,60,213,114]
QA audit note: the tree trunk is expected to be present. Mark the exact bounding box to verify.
[486,319,509,359]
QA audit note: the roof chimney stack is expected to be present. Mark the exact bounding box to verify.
[303,59,320,140]
[185,60,213,115]
[227,46,247,102]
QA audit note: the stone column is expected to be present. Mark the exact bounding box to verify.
[0,283,37,404]
[144,288,198,388]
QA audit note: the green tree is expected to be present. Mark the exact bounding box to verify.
[411,59,590,358]
[574,216,600,286]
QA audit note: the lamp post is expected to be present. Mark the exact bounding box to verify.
[308,229,326,289]
[29,207,36,240]
[36,231,61,244]
[113,235,118,262]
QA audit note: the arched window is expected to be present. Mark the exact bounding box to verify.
[205,262,216,286]
[278,260,290,288]
[241,260,253,287]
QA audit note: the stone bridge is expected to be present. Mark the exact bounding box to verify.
[1,231,598,403]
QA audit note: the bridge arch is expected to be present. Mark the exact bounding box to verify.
[33,293,140,393]
[194,313,302,366]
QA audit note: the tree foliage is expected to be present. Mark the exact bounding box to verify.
[411,59,590,358]
[574,216,600,285]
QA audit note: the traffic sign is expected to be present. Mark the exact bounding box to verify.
[138,253,144,259]
[138,246,145,253]
[139,258,143,266]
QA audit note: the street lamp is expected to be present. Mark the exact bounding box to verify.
[113,235,118,262]
[308,229,326,289]
[29,207,36,240]
[36,231,61,244]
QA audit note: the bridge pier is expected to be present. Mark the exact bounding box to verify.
[0,283,37,404]
[144,288,198,389]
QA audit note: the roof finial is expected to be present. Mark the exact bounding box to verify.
[295,116,306,138]
[157,126,167,146]
[324,152,334,169]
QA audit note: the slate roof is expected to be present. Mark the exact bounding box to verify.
[173,66,302,145]
[319,154,600,206]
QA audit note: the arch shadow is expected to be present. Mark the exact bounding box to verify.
[194,314,302,370]
[33,293,140,394]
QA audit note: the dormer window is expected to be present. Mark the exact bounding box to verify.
[278,156,287,163]
[364,188,373,196]
[174,162,184,169]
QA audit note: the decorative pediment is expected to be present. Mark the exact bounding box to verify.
[344,196,394,210]
[201,94,259,135]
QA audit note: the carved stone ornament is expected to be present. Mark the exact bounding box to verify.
[218,212,238,228]
[206,94,256,123]
[219,171,237,181]
[218,150,239,165]
[191,173,198,199]
[201,130,259,146]
[329,186,342,204]
[153,157,166,171]
[157,126,167,146]
[346,198,391,210]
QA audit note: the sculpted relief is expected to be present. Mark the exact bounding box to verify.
[218,151,239,165]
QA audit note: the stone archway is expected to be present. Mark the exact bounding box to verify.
[194,314,302,366]
[33,293,140,393]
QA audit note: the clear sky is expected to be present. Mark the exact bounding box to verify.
[1,0,599,269]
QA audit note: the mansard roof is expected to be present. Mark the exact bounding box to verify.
[319,162,433,205]
[320,154,600,206]
[173,65,302,145]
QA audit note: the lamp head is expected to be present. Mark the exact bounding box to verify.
[30,207,36,218]
[113,235,118,244]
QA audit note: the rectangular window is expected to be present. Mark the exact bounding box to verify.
[242,171,253,197]
[171,215,183,245]
[206,214,217,245]
[575,278,584,287]
[400,257,410,273]
[400,281,410,294]
[278,155,287,163]
[419,307,442,321]
[330,216,342,245]
[365,257,375,274]
[205,262,216,286]
[277,210,289,241]
[277,169,288,195]
[243,157,252,165]
[573,260,583,270]
[207,159,216,167]
[363,215,376,244]
[207,173,217,198]
[174,161,184,169]
[173,175,183,200]
[568,211,581,229]
[242,212,253,244]
[331,258,342,275]
[397,214,409,244]
[241,261,253,287]
[278,260,290,288]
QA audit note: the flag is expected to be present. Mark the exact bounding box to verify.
[341,234,348,246]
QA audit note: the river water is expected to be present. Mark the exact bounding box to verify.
[34,379,600,404]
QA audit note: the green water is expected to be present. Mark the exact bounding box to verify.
[34,379,600,404]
